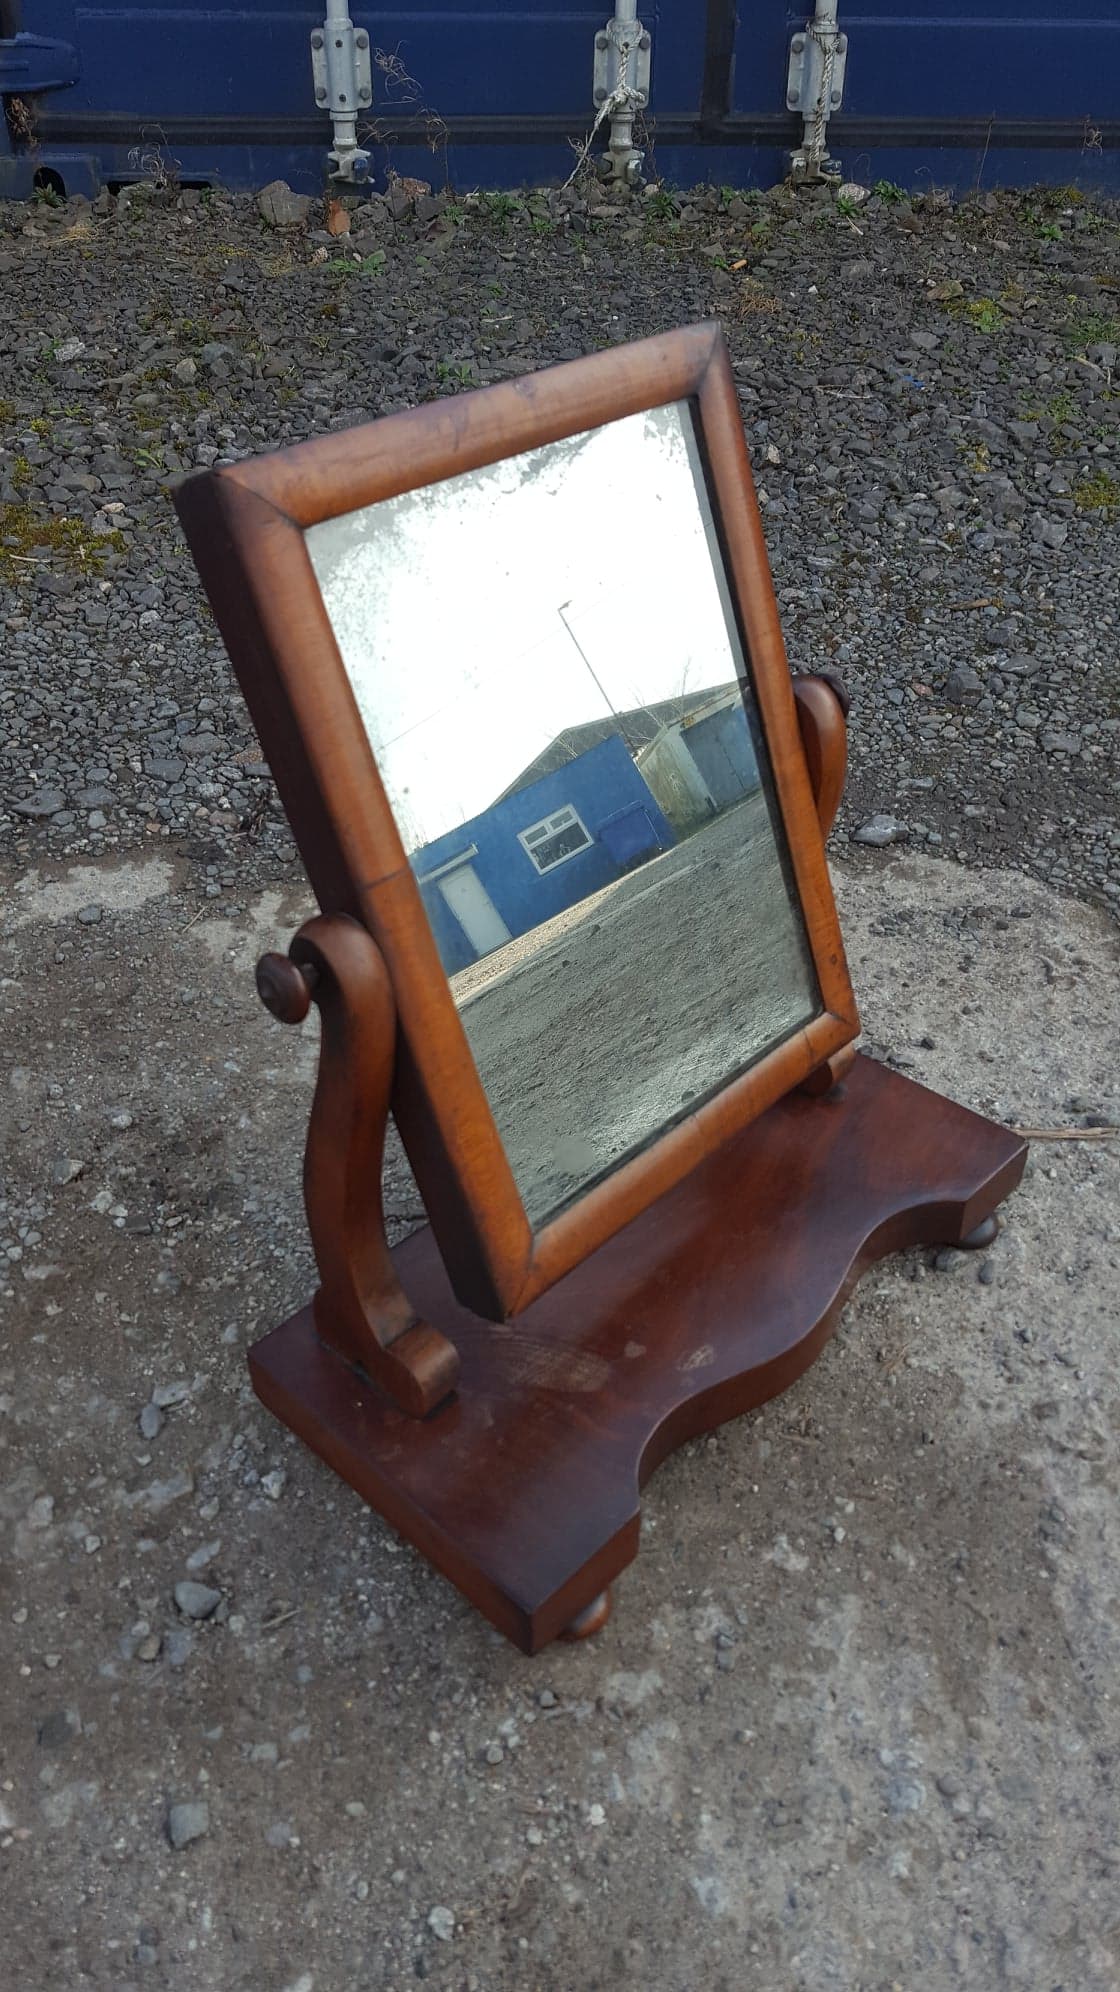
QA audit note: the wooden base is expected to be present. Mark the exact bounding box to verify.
[249,1055,1026,1654]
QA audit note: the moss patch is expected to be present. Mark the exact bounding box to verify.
[1072,471,1120,514]
[0,504,126,587]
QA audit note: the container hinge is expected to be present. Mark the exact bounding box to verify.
[786,6,848,184]
[311,6,372,183]
[0,32,80,97]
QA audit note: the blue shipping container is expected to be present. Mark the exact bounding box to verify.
[3,2,1117,197]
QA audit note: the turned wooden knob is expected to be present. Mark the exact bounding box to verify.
[256,951,320,1024]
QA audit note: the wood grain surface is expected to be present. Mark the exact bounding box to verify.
[174,326,860,1321]
[249,1055,1027,1652]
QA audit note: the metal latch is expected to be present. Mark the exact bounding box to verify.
[311,6,373,183]
[786,25,847,120]
[592,7,652,185]
[592,17,651,119]
[0,31,80,96]
[787,5,848,183]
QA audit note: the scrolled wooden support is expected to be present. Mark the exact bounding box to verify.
[256,914,460,1419]
[793,674,855,1099]
[793,672,848,839]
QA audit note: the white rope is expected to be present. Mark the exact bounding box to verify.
[563,30,642,189]
[806,22,836,168]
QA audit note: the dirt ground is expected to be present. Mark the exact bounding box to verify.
[2,836,1117,1991]
[451,793,817,1223]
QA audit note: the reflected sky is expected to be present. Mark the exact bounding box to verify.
[305,407,738,849]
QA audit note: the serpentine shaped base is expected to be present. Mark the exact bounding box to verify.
[249,1055,1026,1654]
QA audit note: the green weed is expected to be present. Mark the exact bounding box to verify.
[321,250,385,278]
[949,296,1005,334]
[477,192,521,227]
[1065,309,1120,350]
[646,188,677,220]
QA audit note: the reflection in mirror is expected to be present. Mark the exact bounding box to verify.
[306,402,821,1227]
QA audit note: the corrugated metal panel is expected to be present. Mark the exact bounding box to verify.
[4,1,1119,195]
[733,3,1119,120]
[836,1,1117,121]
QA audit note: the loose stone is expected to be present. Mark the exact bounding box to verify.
[167,1800,210,1849]
[139,1403,164,1440]
[173,1580,223,1620]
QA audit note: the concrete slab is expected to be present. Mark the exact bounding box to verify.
[1,845,1117,1990]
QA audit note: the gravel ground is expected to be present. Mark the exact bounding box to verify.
[1,173,1118,906]
[2,172,1119,1989]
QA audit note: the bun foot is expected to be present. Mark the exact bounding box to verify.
[558,1589,612,1642]
[958,1215,999,1251]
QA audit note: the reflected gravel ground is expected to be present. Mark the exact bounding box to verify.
[452,796,817,1222]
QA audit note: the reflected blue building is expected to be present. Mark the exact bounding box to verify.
[412,732,675,975]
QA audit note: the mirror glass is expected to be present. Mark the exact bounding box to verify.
[305,402,820,1227]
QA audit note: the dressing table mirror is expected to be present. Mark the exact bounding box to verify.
[175,324,1026,1653]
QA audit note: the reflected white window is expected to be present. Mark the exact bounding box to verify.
[518,805,591,874]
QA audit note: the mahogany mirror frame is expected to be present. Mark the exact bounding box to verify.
[174,322,860,1323]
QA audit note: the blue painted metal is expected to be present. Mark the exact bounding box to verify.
[413,735,675,974]
[598,803,665,871]
[0,29,79,94]
[825,2,1117,123]
[729,2,1120,192]
[4,2,1118,197]
[0,23,82,190]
